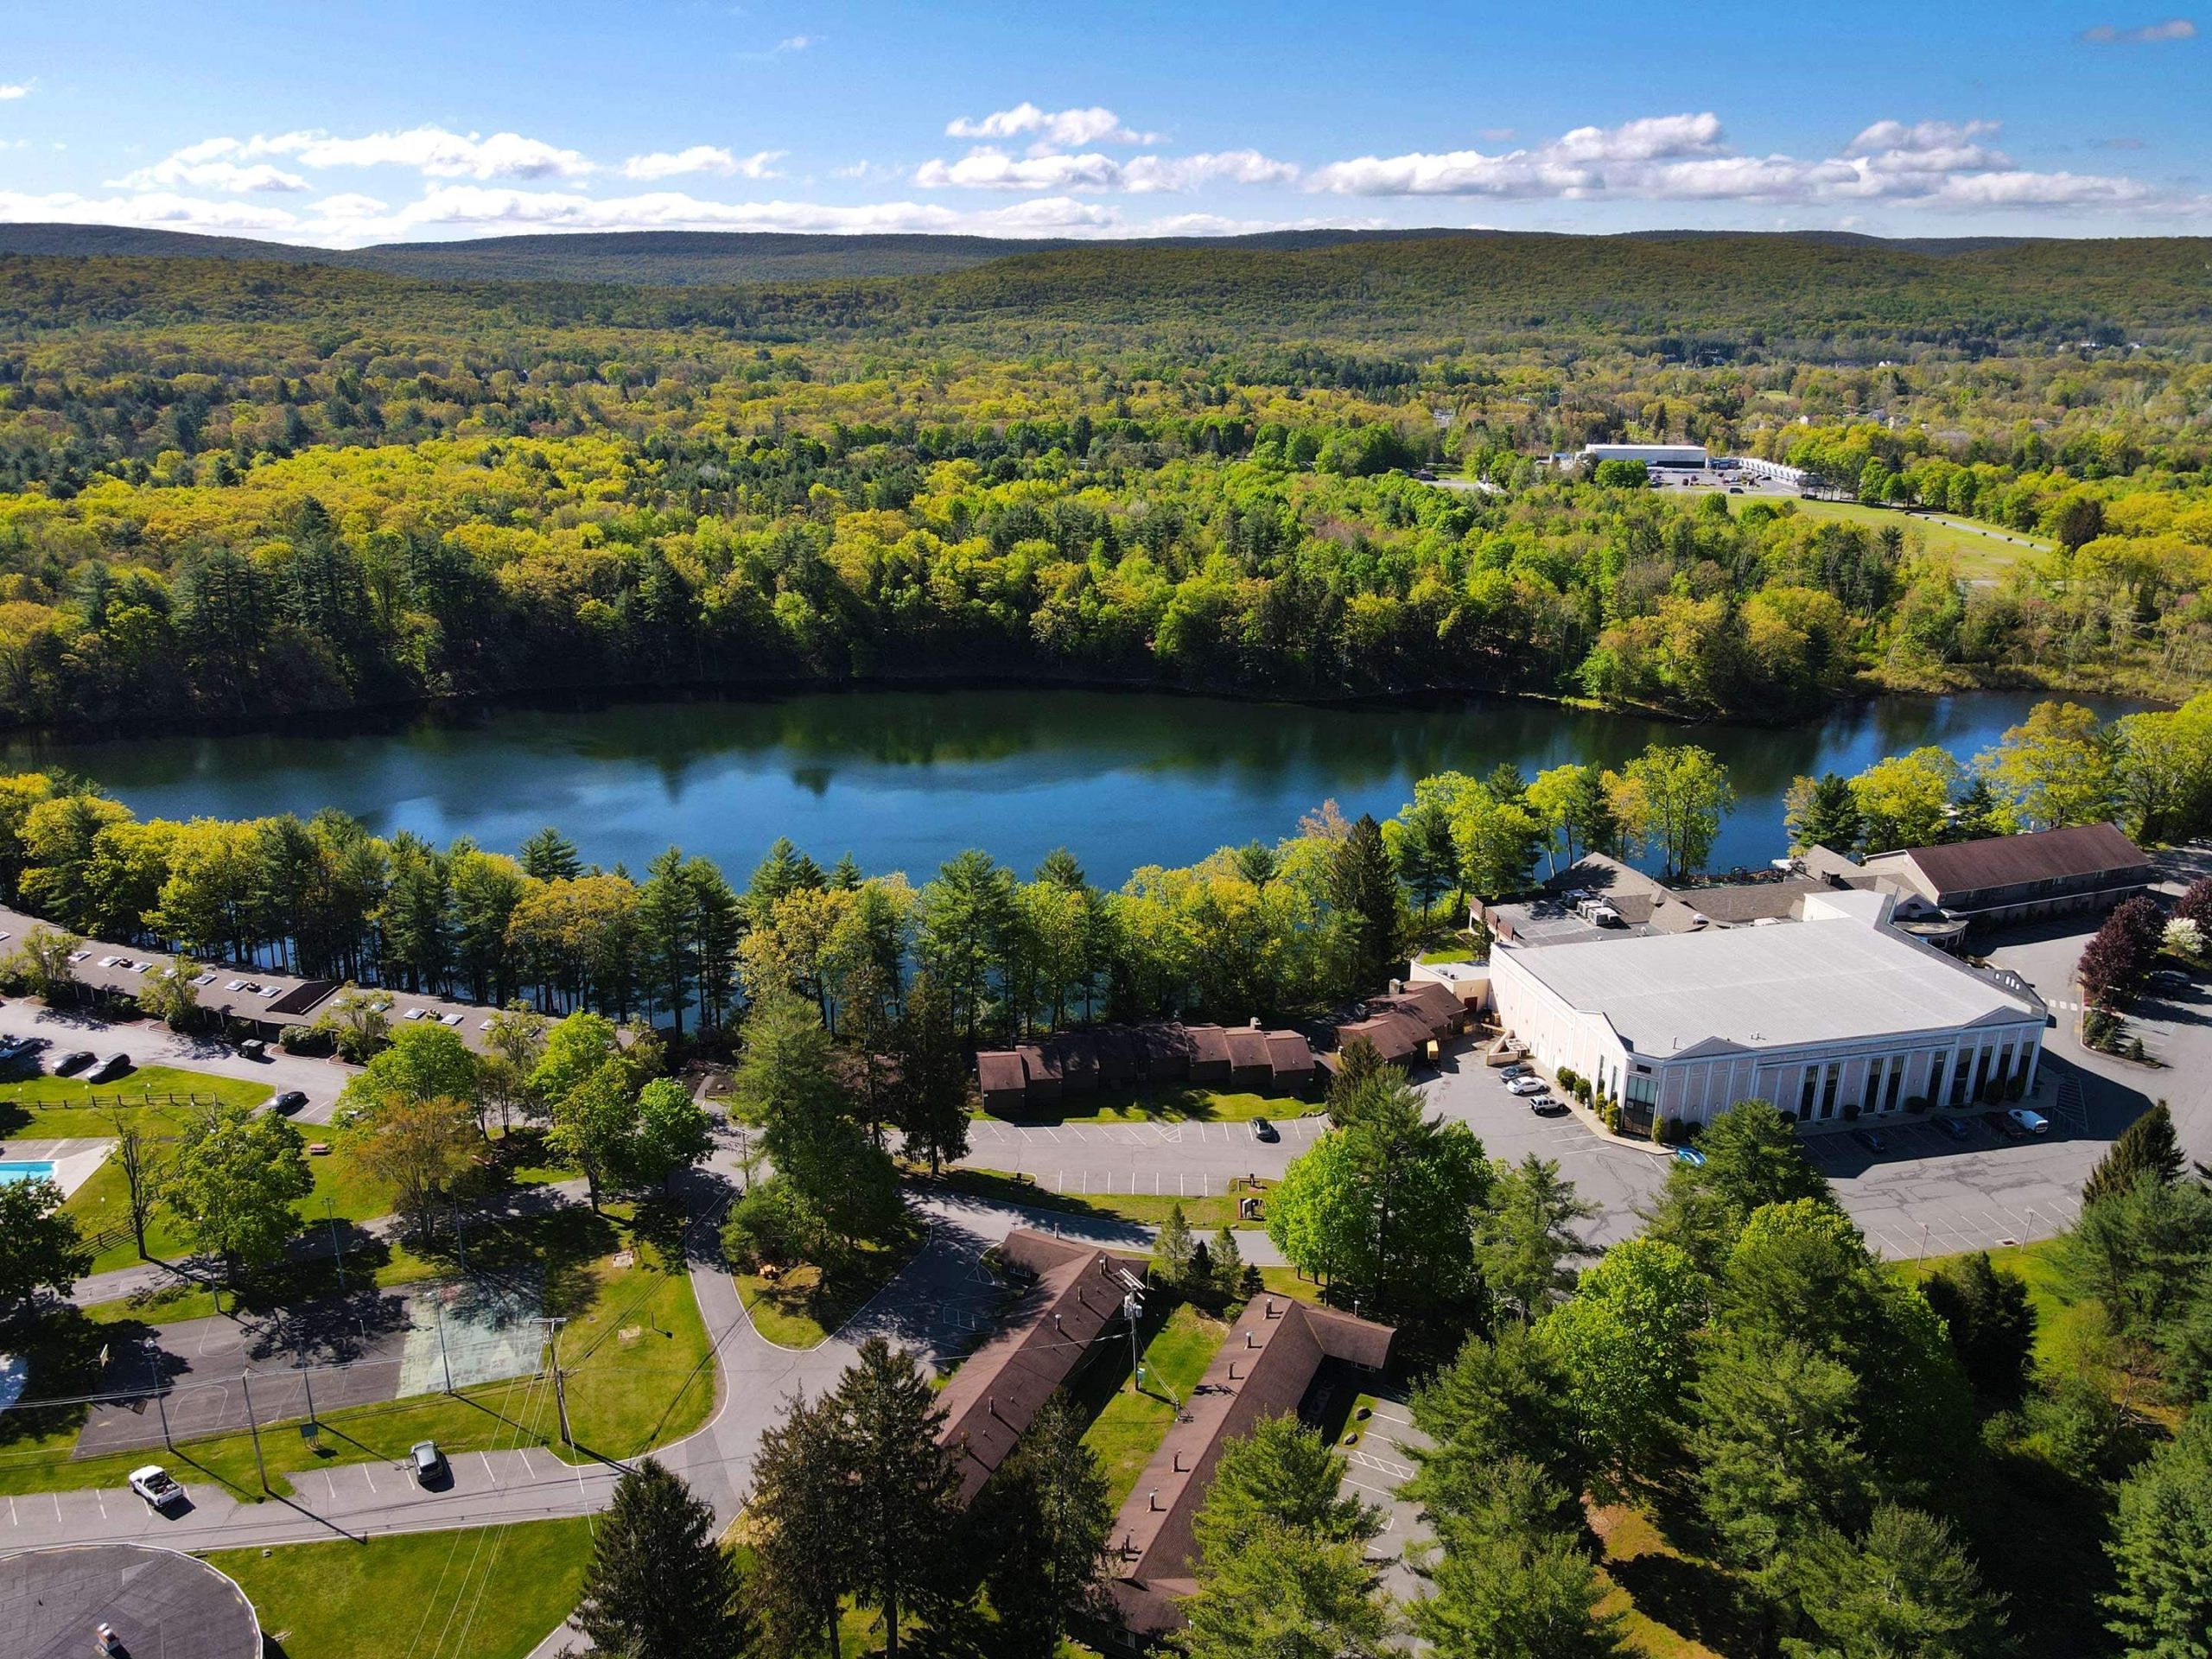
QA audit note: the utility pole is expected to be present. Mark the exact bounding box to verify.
[240,1370,269,1493]
[435,1302,455,1395]
[1122,1292,1144,1396]
[541,1316,572,1446]
[148,1340,171,1451]
[325,1198,347,1297]
[298,1344,317,1432]
[450,1198,467,1271]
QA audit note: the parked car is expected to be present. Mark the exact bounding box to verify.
[411,1440,448,1487]
[129,1465,185,1511]
[1249,1117,1279,1143]
[1529,1096,1570,1116]
[1851,1128,1890,1154]
[1507,1076,1548,1096]
[87,1052,133,1084]
[272,1090,309,1116]
[2152,968,2189,988]
[1499,1063,1530,1081]
[2007,1108,2050,1136]
[1674,1146,1707,1167]
[1933,1115,1974,1141]
[51,1049,95,1076]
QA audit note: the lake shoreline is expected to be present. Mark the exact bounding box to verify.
[0,661,2160,753]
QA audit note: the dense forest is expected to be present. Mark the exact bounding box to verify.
[0,230,2207,730]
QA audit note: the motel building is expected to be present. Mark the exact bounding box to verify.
[1489,887,2049,1135]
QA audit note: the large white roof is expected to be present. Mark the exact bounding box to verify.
[1503,912,2043,1059]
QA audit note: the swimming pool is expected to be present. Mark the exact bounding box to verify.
[0,1160,57,1185]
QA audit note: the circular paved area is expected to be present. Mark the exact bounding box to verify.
[0,1542,261,1659]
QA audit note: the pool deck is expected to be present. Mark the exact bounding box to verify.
[0,1137,113,1198]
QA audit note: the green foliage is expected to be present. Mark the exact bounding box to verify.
[161,1098,312,1279]
[1644,1098,1834,1276]
[1193,1414,1379,1562]
[2082,1100,2185,1207]
[1783,1504,2004,1659]
[1151,1203,1198,1288]
[0,1176,91,1316]
[2105,1412,2212,1658]
[574,1459,754,1659]
[1921,1252,2037,1408]
[975,1392,1112,1659]
[1474,1154,1600,1325]
[1538,1236,1707,1495]
[1410,1455,1627,1659]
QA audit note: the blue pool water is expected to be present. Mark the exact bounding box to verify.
[0,1160,57,1185]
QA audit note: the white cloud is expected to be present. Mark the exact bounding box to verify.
[240,126,594,180]
[0,188,297,233]
[621,145,785,181]
[111,152,310,193]
[2081,17,2196,41]
[945,102,1157,147]
[777,34,816,51]
[0,81,32,100]
[916,145,1297,194]
[1305,111,2162,213]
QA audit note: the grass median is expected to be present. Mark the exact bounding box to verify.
[736,1224,923,1349]
[209,1516,593,1659]
[1075,1300,1230,1510]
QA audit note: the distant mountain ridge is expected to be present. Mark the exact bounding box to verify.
[0,221,2093,288]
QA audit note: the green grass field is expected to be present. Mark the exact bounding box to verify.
[0,1062,270,1139]
[977,1084,1313,1126]
[210,1516,593,1659]
[1772,496,2052,582]
[736,1228,922,1349]
[1076,1301,1230,1510]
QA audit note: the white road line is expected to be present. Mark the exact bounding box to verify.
[8,1497,16,1526]
[94,1491,105,1518]
[362,1464,377,1493]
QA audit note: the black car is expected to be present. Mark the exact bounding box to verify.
[1934,1115,1974,1141]
[1851,1127,1889,1154]
[87,1052,133,1084]
[1982,1109,2026,1141]
[272,1090,309,1116]
[52,1049,96,1076]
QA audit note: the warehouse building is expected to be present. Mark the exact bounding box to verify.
[1577,442,1709,467]
[1490,887,2048,1135]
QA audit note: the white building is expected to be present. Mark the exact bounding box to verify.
[1490,889,2047,1131]
[1733,455,1811,487]
[1578,442,1709,468]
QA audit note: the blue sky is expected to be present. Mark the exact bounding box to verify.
[2,1,2207,245]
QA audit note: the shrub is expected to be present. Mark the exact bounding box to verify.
[1557,1066,1581,1094]
[1904,1094,1929,1115]
[1648,1111,1666,1144]
[2083,1007,2122,1050]
[1842,1102,1861,1121]
[2005,1074,2026,1101]
[278,1024,334,1057]
[721,1177,810,1270]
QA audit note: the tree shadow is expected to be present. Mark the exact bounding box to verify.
[1605,1551,1763,1656]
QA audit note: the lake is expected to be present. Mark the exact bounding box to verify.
[0,688,2151,888]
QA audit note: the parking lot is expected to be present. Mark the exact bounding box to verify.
[1435,902,2209,1262]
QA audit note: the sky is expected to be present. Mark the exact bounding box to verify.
[1,1,2208,248]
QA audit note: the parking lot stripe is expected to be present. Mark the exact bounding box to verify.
[362,1464,377,1493]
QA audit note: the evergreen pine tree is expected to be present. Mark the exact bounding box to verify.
[831,1337,960,1657]
[747,1392,854,1659]
[575,1459,753,1659]
[1211,1225,1245,1300]
[2083,1100,2185,1207]
[1153,1202,1196,1288]
[977,1393,1113,1658]
[1327,813,1403,998]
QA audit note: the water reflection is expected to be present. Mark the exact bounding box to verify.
[1,687,2152,886]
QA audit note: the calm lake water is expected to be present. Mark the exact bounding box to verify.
[1,688,2152,887]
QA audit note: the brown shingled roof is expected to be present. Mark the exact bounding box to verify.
[976,1051,1026,1096]
[1107,1296,1395,1635]
[936,1230,1148,1506]
[1886,823,2150,899]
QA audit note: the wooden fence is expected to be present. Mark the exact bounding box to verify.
[3,1090,227,1114]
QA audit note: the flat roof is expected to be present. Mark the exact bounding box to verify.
[1501,913,2044,1060]
[3,1545,261,1659]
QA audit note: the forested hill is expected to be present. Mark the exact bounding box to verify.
[1,226,2209,351]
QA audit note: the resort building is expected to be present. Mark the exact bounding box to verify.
[1490,887,2048,1134]
[1857,822,2154,927]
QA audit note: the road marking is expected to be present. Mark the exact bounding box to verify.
[8,1497,16,1526]
[362,1464,377,1493]
[482,1452,497,1488]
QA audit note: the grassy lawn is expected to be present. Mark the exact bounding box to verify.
[937,1166,1257,1231]
[736,1227,922,1349]
[210,1516,592,1659]
[1075,1300,1230,1510]
[0,1063,270,1140]
[1591,1505,1737,1659]
[978,1084,1313,1126]
[1771,496,2050,582]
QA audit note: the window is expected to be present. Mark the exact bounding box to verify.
[1929,1053,1947,1103]
[1800,1069,1818,1116]
[1885,1061,1904,1112]
[1821,1063,1841,1119]
[1627,1074,1657,1107]
[1950,1052,1972,1107]
[1866,1057,1886,1113]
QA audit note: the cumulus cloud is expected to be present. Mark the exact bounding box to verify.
[237,126,595,180]
[1306,111,2158,212]
[945,102,1157,147]
[621,145,785,181]
[0,188,297,233]
[111,144,311,193]
[916,145,1297,193]
[0,81,32,100]
[2081,17,2196,41]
